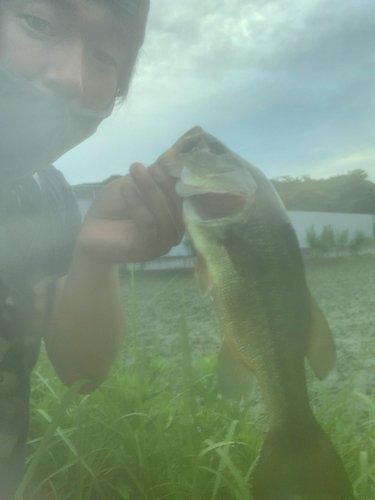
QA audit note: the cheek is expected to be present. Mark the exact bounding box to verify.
[82,69,117,109]
[0,17,48,79]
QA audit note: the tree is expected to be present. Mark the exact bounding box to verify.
[101,175,122,185]
[271,170,375,214]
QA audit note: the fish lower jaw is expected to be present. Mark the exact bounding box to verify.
[181,191,246,221]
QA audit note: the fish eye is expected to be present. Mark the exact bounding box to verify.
[208,141,227,155]
[179,135,202,155]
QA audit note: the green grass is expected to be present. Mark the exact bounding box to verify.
[23,258,375,499]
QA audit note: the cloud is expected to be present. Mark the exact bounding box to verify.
[140,0,374,82]
[309,149,375,181]
[56,0,374,185]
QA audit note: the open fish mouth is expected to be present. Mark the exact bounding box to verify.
[183,192,246,220]
[175,171,251,221]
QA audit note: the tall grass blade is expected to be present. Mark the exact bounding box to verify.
[179,290,196,460]
[180,290,193,393]
[129,266,152,490]
[208,420,244,500]
[14,379,87,500]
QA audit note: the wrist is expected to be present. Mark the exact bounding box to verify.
[71,243,119,280]
[77,216,136,265]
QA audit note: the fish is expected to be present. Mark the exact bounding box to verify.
[155,126,354,500]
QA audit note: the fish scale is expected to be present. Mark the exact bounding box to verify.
[210,196,311,425]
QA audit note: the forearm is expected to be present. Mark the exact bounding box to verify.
[44,249,126,393]
[43,165,183,393]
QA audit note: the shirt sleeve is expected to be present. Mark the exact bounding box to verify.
[37,165,82,277]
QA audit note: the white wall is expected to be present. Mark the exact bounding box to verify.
[165,211,375,256]
[289,211,375,248]
[76,196,375,257]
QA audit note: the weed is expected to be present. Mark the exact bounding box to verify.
[24,260,375,499]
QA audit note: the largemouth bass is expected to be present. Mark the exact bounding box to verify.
[156,126,353,500]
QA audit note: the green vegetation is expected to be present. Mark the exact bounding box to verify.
[23,260,375,499]
[92,169,375,215]
[306,225,374,256]
[271,169,375,214]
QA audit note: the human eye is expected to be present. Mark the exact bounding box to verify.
[91,49,118,69]
[20,15,56,38]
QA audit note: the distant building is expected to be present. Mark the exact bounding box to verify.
[72,182,103,219]
[72,182,375,270]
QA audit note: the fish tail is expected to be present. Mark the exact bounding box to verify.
[252,420,354,500]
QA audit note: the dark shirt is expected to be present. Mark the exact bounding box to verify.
[0,166,81,499]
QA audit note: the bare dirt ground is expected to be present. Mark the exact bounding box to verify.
[120,256,375,396]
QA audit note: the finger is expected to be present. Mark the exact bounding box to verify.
[148,165,183,212]
[130,163,179,250]
[120,176,156,231]
[148,164,180,206]
[129,163,182,250]
[119,179,161,260]
[147,164,184,242]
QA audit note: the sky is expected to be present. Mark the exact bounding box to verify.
[56,0,375,186]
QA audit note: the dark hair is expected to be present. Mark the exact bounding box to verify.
[115,37,142,100]
[110,0,150,100]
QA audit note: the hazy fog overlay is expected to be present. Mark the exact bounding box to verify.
[56,0,375,185]
[21,4,375,499]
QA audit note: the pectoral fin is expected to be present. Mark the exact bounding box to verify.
[306,291,336,379]
[217,339,255,400]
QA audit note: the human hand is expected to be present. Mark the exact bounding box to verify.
[77,163,184,264]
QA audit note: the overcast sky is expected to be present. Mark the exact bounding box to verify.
[56,0,375,186]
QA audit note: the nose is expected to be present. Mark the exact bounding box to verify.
[43,42,84,101]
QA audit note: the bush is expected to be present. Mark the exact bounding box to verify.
[306,225,336,255]
[347,231,374,255]
[306,225,374,257]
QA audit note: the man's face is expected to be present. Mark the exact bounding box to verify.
[0,0,133,110]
